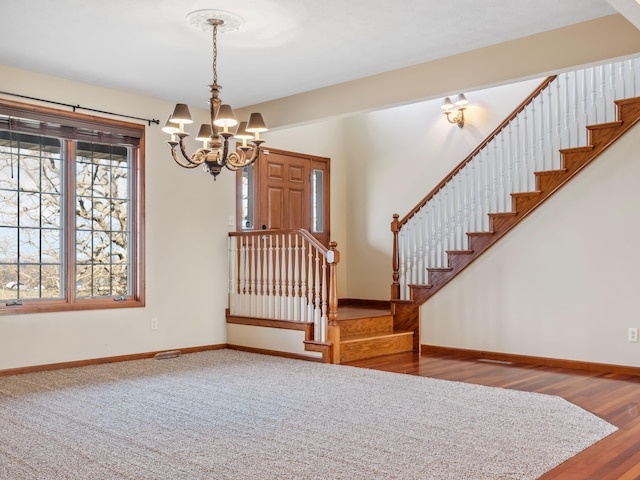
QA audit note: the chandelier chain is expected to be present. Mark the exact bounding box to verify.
[212,23,218,86]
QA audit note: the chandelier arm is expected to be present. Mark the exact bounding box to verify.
[224,144,261,170]
[223,157,243,171]
[177,136,208,166]
[168,143,201,169]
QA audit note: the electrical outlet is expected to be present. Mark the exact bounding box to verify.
[151,317,158,330]
[628,327,638,342]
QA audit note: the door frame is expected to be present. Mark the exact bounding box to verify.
[235,147,330,246]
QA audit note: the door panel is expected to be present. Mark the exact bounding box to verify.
[288,188,305,229]
[266,187,284,229]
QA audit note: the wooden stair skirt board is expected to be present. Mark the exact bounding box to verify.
[412,96,640,305]
[338,311,414,363]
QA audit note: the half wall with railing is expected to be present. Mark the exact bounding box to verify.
[228,229,338,343]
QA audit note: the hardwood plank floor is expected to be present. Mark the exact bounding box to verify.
[344,351,640,479]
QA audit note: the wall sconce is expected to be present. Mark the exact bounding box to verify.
[441,94,468,128]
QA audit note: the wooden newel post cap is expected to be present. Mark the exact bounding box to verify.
[391,213,400,232]
[327,241,340,264]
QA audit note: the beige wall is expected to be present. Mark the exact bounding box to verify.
[422,124,640,367]
[0,65,233,370]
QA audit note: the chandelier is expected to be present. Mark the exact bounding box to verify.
[163,10,267,179]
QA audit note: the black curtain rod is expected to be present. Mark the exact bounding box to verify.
[0,90,160,126]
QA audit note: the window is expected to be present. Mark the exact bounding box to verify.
[240,163,254,229]
[0,99,145,314]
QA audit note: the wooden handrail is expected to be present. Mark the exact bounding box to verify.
[229,228,330,255]
[396,75,557,228]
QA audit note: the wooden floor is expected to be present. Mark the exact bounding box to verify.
[344,350,640,479]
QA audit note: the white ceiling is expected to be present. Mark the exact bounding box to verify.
[0,0,630,111]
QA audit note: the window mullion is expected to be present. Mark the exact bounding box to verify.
[64,140,76,303]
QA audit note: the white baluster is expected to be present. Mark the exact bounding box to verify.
[597,64,607,125]
[521,103,531,192]
[319,254,328,342]
[306,241,314,322]
[313,250,325,330]
[455,174,465,249]
[588,66,597,126]
[416,212,425,285]
[266,234,274,318]
[630,58,639,97]
[545,82,555,171]
[579,69,588,146]
[273,235,280,319]
[291,234,299,321]
[299,238,307,322]
[442,185,451,257]
[529,100,537,190]
[491,141,500,214]
[285,233,293,320]
[410,221,418,286]
[500,133,511,212]
[570,70,579,148]
[436,195,445,266]
[248,236,255,317]
[398,229,407,299]
[228,236,237,315]
[512,117,522,193]
[428,202,437,269]
[256,235,264,318]
[481,149,491,230]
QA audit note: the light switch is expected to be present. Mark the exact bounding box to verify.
[227,215,235,227]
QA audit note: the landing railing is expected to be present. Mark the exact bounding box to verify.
[392,56,640,300]
[228,229,339,343]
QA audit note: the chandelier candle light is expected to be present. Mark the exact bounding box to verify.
[164,10,267,179]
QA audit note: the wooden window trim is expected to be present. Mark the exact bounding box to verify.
[0,99,145,315]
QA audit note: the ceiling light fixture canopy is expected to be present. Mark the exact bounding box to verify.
[164,10,267,179]
[441,93,468,128]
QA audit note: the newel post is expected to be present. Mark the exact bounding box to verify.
[326,241,341,364]
[391,214,400,300]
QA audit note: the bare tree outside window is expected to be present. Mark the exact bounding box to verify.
[0,133,63,301]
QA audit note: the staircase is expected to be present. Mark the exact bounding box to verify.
[397,96,640,306]
[336,307,414,363]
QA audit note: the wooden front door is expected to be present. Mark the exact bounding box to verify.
[260,150,309,232]
[237,148,330,246]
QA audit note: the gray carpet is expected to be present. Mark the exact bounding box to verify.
[0,349,616,480]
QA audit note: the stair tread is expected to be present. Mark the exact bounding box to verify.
[341,330,413,343]
[337,307,391,320]
[587,120,623,129]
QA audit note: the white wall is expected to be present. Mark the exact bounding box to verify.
[422,122,640,367]
[0,66,234,370]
